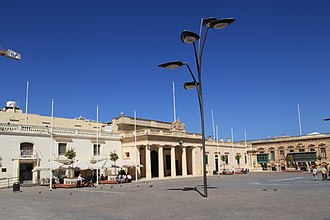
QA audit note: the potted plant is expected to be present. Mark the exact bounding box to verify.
[65,148,76,178]
[110,151,119,174]
[235,154,242,169]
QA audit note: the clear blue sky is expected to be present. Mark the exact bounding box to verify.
[1,1,330,141]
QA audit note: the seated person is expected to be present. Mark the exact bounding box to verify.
[116,175,122,184]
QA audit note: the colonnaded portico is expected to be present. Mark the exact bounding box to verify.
[137,144,202,179]
[113,114,249,180]
[121,130,205,180]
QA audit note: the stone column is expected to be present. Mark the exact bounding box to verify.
[158,145,164,179]
[146,145,151,180]
[171,146,176,177]
[192,147,197,176]
[182,146,187,176]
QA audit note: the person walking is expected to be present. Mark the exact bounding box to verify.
[321,166,327,181]
[312,167,318,181]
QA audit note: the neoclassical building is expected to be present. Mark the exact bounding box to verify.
[0,102,248,186]
[1,101,329,187]
[112,114,249,180]
[249,133,330,171]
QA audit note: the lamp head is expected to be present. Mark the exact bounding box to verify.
[210,18,235,29]
[202,17,217,28]
[181,30,200,44]
[158,61,185,70]
[184,81,199,90]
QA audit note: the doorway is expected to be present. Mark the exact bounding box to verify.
[151,150,159,178]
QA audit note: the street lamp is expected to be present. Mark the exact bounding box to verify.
[159,17,235,197]
[0,48,21,60]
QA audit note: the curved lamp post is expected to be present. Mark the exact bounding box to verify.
[159,17,235,198]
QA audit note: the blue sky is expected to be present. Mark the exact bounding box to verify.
[1,1,330,141]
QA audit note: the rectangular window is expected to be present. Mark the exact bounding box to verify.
[58,143,67,156]
[270,151,275,161]
[125,152,130,158]
[93,144,100,156]
[225,155,228,164]
[1,168,6,172]
[280,150,285,160]
[321,148,327,158]
[205,155,208,165]
[310,148,315,152]
[299,149,305,152]
[244,154,247,164]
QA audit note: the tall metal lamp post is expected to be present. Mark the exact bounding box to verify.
[159,17,235,198]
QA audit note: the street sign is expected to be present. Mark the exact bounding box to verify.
[5,49,21,60]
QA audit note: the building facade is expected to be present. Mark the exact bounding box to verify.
[0,103,248,185]
[0,102,121,185]
[1,101,329,186]
[112,114,250,180]
[249,134,330,171]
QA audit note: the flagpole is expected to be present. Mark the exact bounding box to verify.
[211,109,215,142]
[231,127,235,174]
[216,124,219,174]
[134,110,138,181]
[96,105,99,185]
[49,99,54,191]
[172,81,176,122]
[25,81,29,124]
[297,104,302,136]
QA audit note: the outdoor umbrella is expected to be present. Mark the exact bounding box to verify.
[116,160,143,168]
[93,160,118,169]
[32,161,64,172]
[62,161,94,170]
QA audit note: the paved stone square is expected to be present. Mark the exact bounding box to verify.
[0,172,329,220]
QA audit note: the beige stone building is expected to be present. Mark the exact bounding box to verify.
[248,133,330,171]
[1,101,329,187]
[112,114,249,180]
[0,102,248,186]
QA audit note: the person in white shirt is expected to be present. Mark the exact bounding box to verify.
[77,174,84,188]
[312,167,318,181]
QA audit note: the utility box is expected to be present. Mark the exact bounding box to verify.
[13,182,20,192]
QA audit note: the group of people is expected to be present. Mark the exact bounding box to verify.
[76,174,95,188]
[116,173,132,183]
[312,166,330,181]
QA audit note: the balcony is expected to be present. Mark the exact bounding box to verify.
[19,150,38,160]
[257,153,269,163]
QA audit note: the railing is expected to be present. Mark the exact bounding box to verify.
[0,123,118,139]
[20,149,34,158]
[124,128,201,139]
[0,177,19,189]
[117,117,171,130]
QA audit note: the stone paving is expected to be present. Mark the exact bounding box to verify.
[0,172,329,220]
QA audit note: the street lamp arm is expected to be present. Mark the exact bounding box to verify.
[198,27,210,69]
[184,63,198,85]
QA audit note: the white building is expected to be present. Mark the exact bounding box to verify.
[0,101,121,185]
[0,101,251,187]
